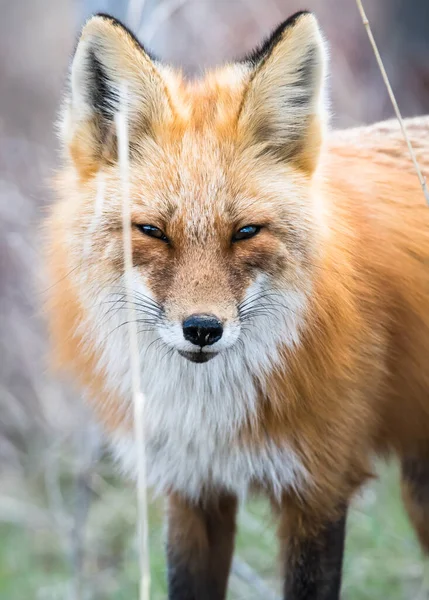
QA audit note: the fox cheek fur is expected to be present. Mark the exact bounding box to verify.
[44,9,429,600]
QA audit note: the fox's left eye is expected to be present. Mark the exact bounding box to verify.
[137,224,168,243]
[232,225,261,242]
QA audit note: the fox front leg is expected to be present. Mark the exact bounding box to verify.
[167,492,237,600]
[279,501,347,600]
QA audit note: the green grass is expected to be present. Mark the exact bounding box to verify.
[0,461,426,599]
[343,465,423,599]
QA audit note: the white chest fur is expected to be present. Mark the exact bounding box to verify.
[84,277,310,500]
[112,423,309,501]
[107,342,309,501]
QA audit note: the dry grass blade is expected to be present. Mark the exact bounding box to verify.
[127,0,146,31]
[231,557,281,600]
[141,0,190,43]
[115,85,151,600]
[355,0,429,206]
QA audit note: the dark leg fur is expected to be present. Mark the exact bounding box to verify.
[401,453,429,552]
[167,492,237,600]
[280,505,347,600]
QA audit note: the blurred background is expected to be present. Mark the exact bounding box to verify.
[1,1,429,598]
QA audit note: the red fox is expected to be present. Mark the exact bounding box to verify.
[45,10,429,599]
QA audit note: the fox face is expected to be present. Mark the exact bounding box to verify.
[55,12,327,376]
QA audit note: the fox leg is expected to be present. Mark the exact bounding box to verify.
[167,491,237,600]
[278,498,347,600]
[401,452,429,553]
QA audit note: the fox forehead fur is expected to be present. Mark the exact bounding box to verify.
[46,11,429,510]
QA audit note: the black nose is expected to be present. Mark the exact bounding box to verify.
[182,314,223,347]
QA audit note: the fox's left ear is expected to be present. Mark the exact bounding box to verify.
[61,14,173,178]
[238,12,328,174]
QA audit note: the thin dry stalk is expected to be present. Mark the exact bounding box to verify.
[141,0,190,43]
[70,426,102,600]
[127,0,146,31]
[115,86,151,600]
[355,0,429,206]
[231,557,281,600]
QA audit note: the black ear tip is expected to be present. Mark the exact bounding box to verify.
[282,10,314,25]
[241,10,316,66]
[94,13,133,32]
[92,13,143,46]
[93,12,122,23]
[81,12,158,61]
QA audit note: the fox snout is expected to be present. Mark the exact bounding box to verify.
[156,298,241,364]
[179,314,227,363]
[182,314,223,347]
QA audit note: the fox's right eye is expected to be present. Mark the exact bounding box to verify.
[137,224,168,243]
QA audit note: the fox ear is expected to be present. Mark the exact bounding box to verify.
[238,12,328,173]
[61,14,172,177]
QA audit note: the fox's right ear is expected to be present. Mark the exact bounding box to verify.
[61,14,172,178]
[237,12,328,174]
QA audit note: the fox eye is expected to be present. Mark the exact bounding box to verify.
[232,225,261,242]
[137,224,168,243]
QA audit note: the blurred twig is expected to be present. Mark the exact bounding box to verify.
[116,87,151,600]
[355,0,429,206]
[231,557,281,600]
[44,445,73,557]
[0,495,51,528]
[140,0,190,43]
[70,426,102,600]
[127,0,146,31]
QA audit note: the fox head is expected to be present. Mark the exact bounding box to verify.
[53,11,327,378]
